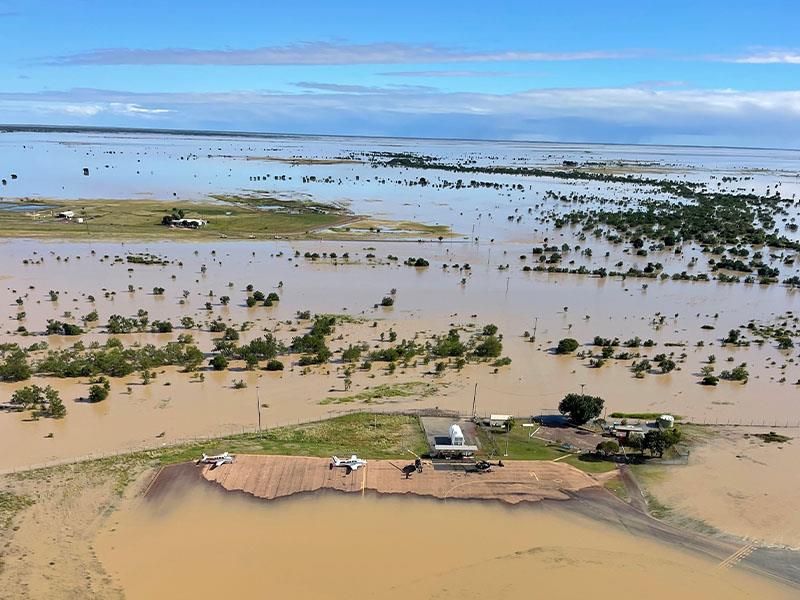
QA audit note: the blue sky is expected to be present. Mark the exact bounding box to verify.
[1,0,800,146]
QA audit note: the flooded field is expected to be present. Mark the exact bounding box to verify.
[94,483,796,600]
[2,129,800,561]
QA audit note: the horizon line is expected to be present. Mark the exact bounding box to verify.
[1,122,797,154]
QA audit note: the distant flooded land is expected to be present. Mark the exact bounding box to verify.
[1,127,799,598]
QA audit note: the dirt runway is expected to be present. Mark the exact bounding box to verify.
[200,455,598,504]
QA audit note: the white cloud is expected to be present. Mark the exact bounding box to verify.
[721,49,800,64]
[45,42,637,66]
[1,86,799,147]
[378,70,533,78]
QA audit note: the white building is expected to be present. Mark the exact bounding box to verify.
[449,424,465,446]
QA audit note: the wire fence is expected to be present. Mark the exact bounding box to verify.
[2,407,796,476]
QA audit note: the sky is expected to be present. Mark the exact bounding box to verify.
[1,0,800,147]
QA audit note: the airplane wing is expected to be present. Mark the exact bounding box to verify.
[214,459,225,468]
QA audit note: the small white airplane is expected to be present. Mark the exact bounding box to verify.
[330,455,367,474]
[196,452,235,468]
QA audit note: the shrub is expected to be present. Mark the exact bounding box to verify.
[556,338,579,354]
[265,359,284,371]
[0,349,31,382]
[701,375,719,386]
[342,344,363,363]
[473,335,502,358]
[88,384,109,403]
[210,354,229,370]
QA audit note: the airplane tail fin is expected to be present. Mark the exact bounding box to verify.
[332,456,340,465]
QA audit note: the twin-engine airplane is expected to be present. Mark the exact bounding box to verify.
[196,452,235,469]
[330,455,367,474]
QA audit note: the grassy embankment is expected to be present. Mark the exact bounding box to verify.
[0,196,354,240]
[0,196,453,241]
[609,412,684,420]
[629,464,718,535]
[8,413,429,492]
[475,423,616,474]
[319,381,438,405]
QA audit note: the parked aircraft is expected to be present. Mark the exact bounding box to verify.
[196,452,234,469]
[330,455,367,474]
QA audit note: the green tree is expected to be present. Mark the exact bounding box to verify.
[595,440,619,456]
[88,384,109,403]
[627,432,645,454]
[473,335,502,358]
[210,354,229,371]
[558,392,604,425]
[0,349,31,382]
[482,324,498,336]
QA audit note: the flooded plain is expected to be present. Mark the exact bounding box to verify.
[2,129,800,568]
[2,234,800,472]
[94,483,796,600]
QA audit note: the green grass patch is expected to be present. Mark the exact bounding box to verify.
[603,477,629,502]
[11,413,429,491]
[319,382,437,405]
[564,454,617,474]
[475,425,616,473]
[0,198,354,241]
[160,413,429,462]
[609,412,683,420]
[0,490,34,530]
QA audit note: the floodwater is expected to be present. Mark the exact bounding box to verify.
[94,484,795,599]
[645,426,800,548]
[2,236,800,471]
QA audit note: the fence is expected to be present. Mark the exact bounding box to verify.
[0,406,468,476]
[3,408,796,476]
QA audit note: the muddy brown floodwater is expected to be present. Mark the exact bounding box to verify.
[95,484,795,600]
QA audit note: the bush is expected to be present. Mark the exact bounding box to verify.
[473,335,502,358]
[380,296,394,307]
[265,359,284,371]
[341,344,363,363]
[88,384,109,403]
[482,324,498,336]
[151,320,173,333]
[210,354,229,370]
[0,349,31,382]
[701,375,719,386]
[11,384,65,417]
[720,363,748,382]
[556,338,579,354]
[431,329,466,357]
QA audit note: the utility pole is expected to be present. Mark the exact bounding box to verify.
[532,316,538,343]
[471,383,478,419]
[256,379,262,432]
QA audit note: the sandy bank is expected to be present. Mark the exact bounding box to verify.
[198,455,599,504]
